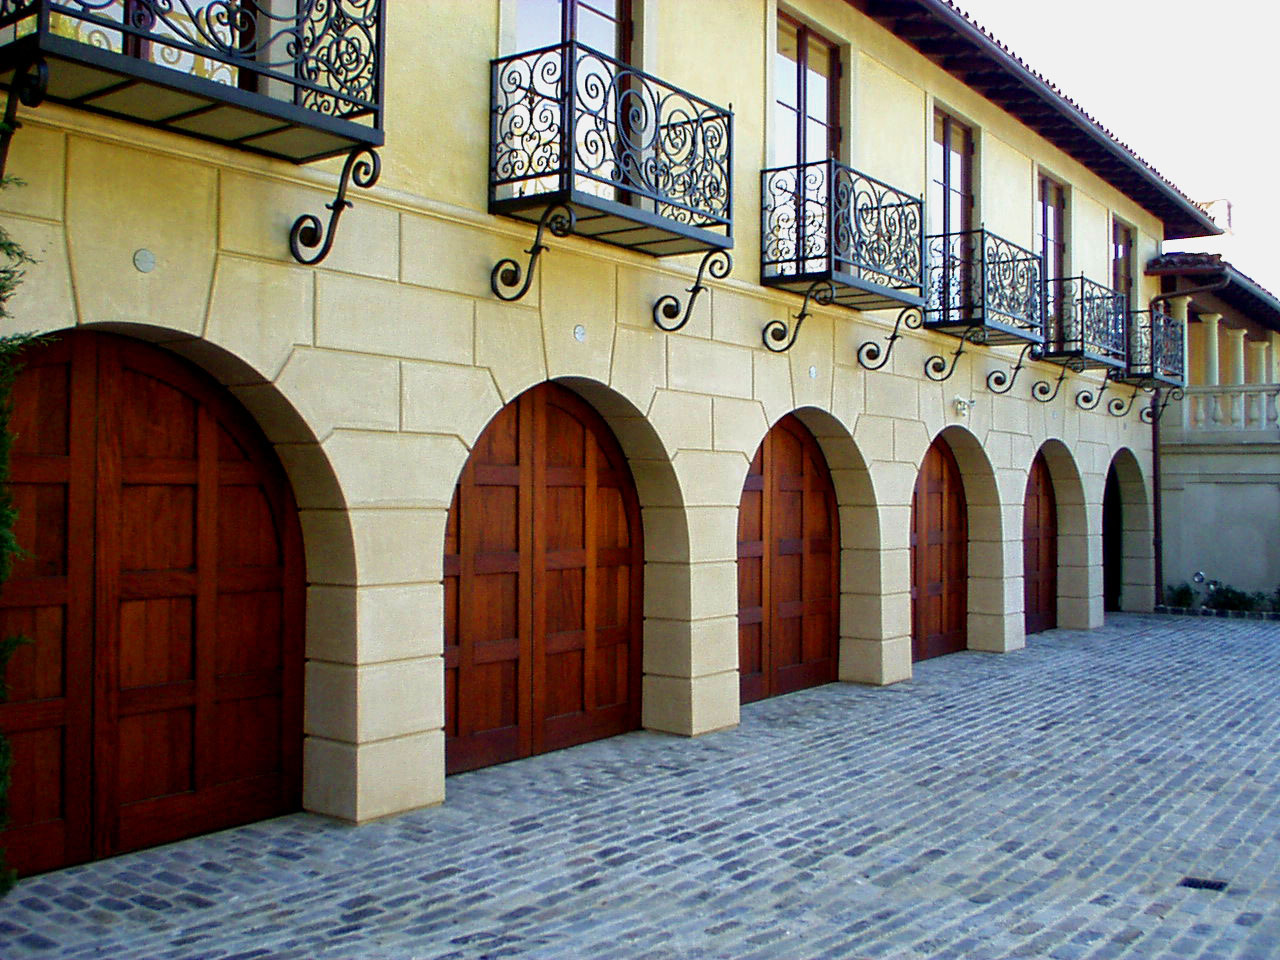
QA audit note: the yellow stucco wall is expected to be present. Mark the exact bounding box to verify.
[0,0,1176,824]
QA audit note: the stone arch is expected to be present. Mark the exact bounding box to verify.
[1104,446,1154,613]
[789,407,886,685]
[931,425,1015,654]
[1030,439,1098,631]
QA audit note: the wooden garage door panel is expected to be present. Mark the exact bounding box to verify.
[911,439,968,661]
[0,332,302,875]
[737,416,839,704]
[1023,453,1058,634]
[445,384,642,775]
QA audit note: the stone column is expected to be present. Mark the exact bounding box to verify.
[1226,328,1247,426]
[1270,332,1280,383]
[1249,341,1271,426]
[1199,312,1221,427]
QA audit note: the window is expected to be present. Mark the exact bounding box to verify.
[1037,175,1067,320]
[515,0,632,61]
[1112,219,1135,311]
[929,111,973,238]
[773,16,841,167]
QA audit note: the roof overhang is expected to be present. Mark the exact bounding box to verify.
[1147,254,1280,332]
[853,0,1222,241]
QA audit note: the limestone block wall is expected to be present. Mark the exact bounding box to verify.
[0,0,1170,823]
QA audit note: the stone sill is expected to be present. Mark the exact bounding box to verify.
[1155,605,1280,621]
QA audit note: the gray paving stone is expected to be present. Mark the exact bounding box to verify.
[2,615,1280,958]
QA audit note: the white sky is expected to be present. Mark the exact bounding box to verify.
[949,0,1279,290]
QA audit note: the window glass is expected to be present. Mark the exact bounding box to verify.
[931,111,973,237]
[1112,220,1134,309]
[773,16,839,167]
[515,0,563,51]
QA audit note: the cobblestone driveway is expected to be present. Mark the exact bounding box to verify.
[3,614,1280,959]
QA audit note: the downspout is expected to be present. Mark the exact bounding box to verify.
[1146,275,1230,606]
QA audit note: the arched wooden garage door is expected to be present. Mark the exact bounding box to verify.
[911,438,967,661]
[0,332,304,876]
[1023,452,1058,634]
[444,383,642,774]
[737,414,838,704]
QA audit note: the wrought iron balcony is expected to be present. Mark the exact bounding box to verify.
[1040,276,1127,371]
[924,228,1044,345]
[489,41,732,257]
[0,1,382,164]
[1119,307,1184,388]
[760,159,924,311]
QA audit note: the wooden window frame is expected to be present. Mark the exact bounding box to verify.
[775,13,843,166]
[931,109,974,238]
[1112,218,1135,312]
[1037,173,1068,320]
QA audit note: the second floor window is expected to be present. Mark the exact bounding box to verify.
[1112,220,1135,311]
[1037,175,1067,318]
[930,111,973,238]
[773,16,840,168]
[515,0,633,61]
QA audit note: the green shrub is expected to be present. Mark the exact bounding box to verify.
[1165,582,1195,608]
[1203,584,1258,612]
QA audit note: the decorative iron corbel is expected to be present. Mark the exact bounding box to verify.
[986,341,1039,395]
[1140,386,1183,424]
[924,325,986,382]
[489,203,576,302]
[0,57,49,179]
[856,305,923,371]
[763,279,833,353]
[290,145,382,266]
[1107,385,1145,418]
[1031,363,1069,403]
[1074,368,1114,411]
[652,249,732,333]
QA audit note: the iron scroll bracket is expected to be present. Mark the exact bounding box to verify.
[1107,385,1145,418]
[856,305,923,371]
[1031,363,1069,403]
[0,57,49,180]
[924,325,986,382]
[489,203,576,302]
[1140,386,1183,424]
[290,145,382,266]
[1075,368,1114,411]
[986,341,1039,395]
[763,279,833,353]
[652,249,733,333]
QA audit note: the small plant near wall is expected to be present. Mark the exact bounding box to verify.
[1165,582,1195,608]
[0,176,38,895]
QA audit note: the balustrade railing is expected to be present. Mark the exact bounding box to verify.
[760,158,923,308]
[0,0,382,161]
[924,228,1044,343]
[1173,384,1280,433]
[1042,275,1126,370]
[1123,307,1184,387]
[490,41,732,255]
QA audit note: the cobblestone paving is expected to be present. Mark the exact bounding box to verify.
[4,614,1280,959]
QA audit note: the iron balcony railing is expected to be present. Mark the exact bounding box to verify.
[924,228,1044,344]
[759,158,924,310]
[1041,276,1127,371]
[1121,307,1184,387]
[0,0,383,163]
[490,41,732,257]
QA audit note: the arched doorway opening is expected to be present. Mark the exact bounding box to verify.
[1023,451,1058,633]
[443,382,643,773]
[1103,464,1123,612]
[736,413,839,703]
[911,436,967,660]
[0,332,305,875]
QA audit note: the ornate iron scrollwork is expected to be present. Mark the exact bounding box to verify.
[0,57,48,179]
[652,249,733,333]
[489,203,577,302]
[290,146,382,266]
[1140,387,1184,424]
[986,341,1039,395]
[924,325,986,382]
[763,279,833,353]
[1075,368,1114,411]
[856,305,923,371]
[1107,386,1145,418]
[1032,364,1069,403]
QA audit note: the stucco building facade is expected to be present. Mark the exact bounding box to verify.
[0,0,1218,875]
